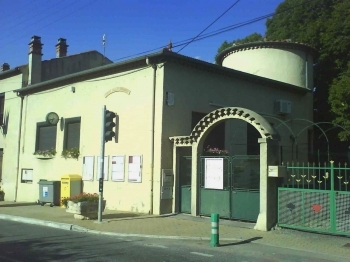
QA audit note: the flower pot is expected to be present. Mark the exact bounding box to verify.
[35,155,55,159]
[66,200,106,220]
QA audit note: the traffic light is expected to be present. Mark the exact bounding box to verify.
[104,109,116,142]
[99,177,103,192]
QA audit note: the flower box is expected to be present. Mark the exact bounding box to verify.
[35,155,54,160]
[33,148,57,159]
[203,146,229,156]
[66,200,106,220]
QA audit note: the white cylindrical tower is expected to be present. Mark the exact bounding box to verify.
[216,41,318,89]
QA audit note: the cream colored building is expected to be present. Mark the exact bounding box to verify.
[1,39,317,228]
[0,35,111,197]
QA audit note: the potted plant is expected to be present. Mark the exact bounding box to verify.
[61,147,80,160]
[33,148,57,159]
[61,192,105,220]
[0,187,4,201]
[204,145,229,156]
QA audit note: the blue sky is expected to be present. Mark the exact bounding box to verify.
[0,0,284,67]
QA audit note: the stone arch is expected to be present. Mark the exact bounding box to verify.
[170,107,278,146]
[170,107,280,232]
[190,107,278,144]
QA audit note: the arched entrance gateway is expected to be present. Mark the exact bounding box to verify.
[170,107,281,231]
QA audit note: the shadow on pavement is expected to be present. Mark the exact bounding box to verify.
[103,213,176,221]
[0,202,38,208]
[219,237,263,247]
[102,213,140,219]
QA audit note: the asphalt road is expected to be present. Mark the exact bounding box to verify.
[0,220,345,262]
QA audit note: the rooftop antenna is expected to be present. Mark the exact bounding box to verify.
[102,34,106,65]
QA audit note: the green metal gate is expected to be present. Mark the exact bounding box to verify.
[179,156,192,213]
[278,161,350,236]
[199,155,260,222]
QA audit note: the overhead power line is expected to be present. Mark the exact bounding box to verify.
[176,0,241,54]
[0,0,97,48]
[112,0,316,62]
[0,0,78,41]
[0,0,39,24]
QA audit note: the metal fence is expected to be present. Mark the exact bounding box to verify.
[278,161,350,236]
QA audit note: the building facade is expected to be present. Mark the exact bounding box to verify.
[1,39,317,228]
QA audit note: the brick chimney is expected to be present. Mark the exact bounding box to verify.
[28,35,43,85]
[0,63,10,72]
[55,38,68,58]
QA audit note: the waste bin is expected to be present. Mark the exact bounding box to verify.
[60,174,82,207]
[38,180,61,207]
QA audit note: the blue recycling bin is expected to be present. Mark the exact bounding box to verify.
[38,180,61,207]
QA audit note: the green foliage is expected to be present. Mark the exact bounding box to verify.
[61,147,80,160]
[215,33,263,64]
[265,0,350,137]
[329,62,350,141]
[216,0,350,140]
[33,148,56,157]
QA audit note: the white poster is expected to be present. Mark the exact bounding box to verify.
[204,158,224,189]
[21,169,33,182]
[128,155,142,183]
[43,186,48,197]
[96,156,109,181]
[82,156,94,181]
[111,155,125,182]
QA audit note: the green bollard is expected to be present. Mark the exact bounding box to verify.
[210,213,219,247]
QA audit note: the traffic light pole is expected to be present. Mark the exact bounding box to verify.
[98,105,106,223]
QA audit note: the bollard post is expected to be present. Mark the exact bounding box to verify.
[210,213,219,247]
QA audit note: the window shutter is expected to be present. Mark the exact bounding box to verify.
[66,122,80,149]
[38,126,56,150]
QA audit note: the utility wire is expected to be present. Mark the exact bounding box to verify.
[112,0,316,62]
[177,0,241,54]
[0,0,39,23]
[111,14,270,63]
[0,0,38,21]
[0,0,75,40]
[0,0,97,48]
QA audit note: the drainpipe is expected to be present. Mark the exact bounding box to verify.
[146,58,157,214]
[14,95,24,202]
[305,53,308,89]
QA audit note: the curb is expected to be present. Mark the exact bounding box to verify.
[0,214,242,241]
[82,229,242,241]
[0,214,72,231]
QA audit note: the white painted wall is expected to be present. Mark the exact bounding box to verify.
[15,66,163,214]
[0,74,23,201]
[222,48,314,89]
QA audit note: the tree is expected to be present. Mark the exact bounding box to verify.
[215,33,263,63]
[329,62,350,141]
[215,0,350,143]
[265,0,350,132]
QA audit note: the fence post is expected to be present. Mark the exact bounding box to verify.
[330,161,336,232]
[210,213,219,247]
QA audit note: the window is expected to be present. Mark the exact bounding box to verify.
[35,122,57,151]
[0,93,4,125]
[64,117,81,149]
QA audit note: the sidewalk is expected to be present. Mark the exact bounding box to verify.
[0,201,350,258]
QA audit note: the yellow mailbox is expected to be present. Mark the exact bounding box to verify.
[60,174,82,206]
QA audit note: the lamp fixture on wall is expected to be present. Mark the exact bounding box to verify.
[71,86,75,93]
